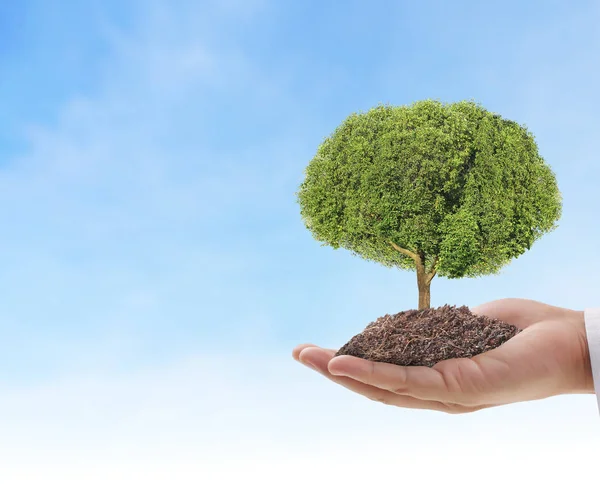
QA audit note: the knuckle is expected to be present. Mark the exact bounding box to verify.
[368,361,377,384]
[438,362,477,405]
[441,403,466,415]
[368,394,391,405]
[442,402,483,415]
[439,366,461,394]
[392,387,409,395]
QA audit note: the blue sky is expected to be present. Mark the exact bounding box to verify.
[1,0,600,487]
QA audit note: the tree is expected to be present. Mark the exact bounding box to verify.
[296,100,562,310]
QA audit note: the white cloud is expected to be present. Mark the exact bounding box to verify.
[0,351,597,489]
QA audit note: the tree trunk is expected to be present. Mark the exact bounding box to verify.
[416,263,431,310]
[388,241,436,310]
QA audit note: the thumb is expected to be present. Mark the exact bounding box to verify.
[470,298,564,330]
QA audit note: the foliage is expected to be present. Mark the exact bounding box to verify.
[296,100,561,279]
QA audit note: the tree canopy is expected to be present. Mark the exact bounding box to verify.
[296,100,561,287]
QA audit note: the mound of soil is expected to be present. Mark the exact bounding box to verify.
[335,304,520,367]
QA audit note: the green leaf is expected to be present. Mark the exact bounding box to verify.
[296,99,561,279]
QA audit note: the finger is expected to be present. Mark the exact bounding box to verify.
[327,354,456,403]
[470,298,566,330]
[292,343,319,361]
[298,347,468,413]
[293,343,337,362]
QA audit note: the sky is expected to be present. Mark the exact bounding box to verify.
[1,0,600,488]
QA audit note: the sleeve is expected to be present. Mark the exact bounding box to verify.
[584,308,600,414]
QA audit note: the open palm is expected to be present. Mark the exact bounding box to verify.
[293,298,593,413]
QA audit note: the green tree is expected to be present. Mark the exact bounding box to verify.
[296,100,562,310]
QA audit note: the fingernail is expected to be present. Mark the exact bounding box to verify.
[327,358,344,374]
[328,359,357,377]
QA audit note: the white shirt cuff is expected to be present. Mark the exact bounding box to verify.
[584,308,600,414]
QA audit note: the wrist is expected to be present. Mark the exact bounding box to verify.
[573,309,594,394]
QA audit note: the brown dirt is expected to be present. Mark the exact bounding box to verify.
[335,304,520,367]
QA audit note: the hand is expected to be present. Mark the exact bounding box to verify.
[293,298,593,414]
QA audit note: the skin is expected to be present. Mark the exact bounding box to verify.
[292,298,594,414]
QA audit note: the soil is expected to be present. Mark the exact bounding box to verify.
[335,304,520,367]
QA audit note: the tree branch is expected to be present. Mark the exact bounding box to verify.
[426,256,439,284]
[388,241,420,263]
[428,256,439,274]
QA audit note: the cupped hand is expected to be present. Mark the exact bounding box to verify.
[293,298,593,414]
